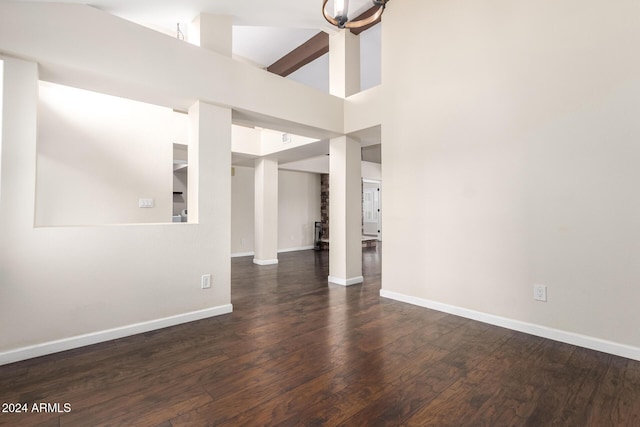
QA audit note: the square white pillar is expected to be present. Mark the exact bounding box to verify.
[187,101,231,228]
[189,14,232,57]
[330,30,361,98]
[187,101,232,292]
[329,136,363,286]
[254,158,279,265]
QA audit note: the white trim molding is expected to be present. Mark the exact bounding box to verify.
[233,247,315,259]
[380,289,640,362]
[231,251,255,258]
[0,304,233,366]
[278,245,314,253]
[253,258,279,265]
[328,275,364,286]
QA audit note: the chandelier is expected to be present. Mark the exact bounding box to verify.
[322,0,390,30]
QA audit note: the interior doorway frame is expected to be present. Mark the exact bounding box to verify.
[362,178,382,241]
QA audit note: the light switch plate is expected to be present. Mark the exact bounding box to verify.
[138,198,154,208]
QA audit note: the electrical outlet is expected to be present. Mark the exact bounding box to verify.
[201,274,212,289]
[534,284,547,302]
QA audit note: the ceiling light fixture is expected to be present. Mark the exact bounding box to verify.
[322,0,390,30]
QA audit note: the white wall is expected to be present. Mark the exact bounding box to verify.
[382,0,640,356]
[36,82,182,226]
[287,53,330,93]
[280,156,381,182]
[0,59,3,202]
[280,155,330,175]
[231,166,255,255]
[344,85,382,135]
[0,57,231,364]
[278,170,320,251]
[231,125,261,157]
[360,23,381,91]
[260,128,319,156]
[231,167,320,255]
[361,161,381,181]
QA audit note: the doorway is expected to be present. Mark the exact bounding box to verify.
[362,179,382,241]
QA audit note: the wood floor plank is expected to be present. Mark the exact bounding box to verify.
[402,361,504,427]
[218,368,352,426]
[341,360,463,426]
[0,411,60,427]
[2,246,640,425]
[617,358,640,425]
[59,384,211,427]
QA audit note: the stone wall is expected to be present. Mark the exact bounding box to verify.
[320,173,330,242]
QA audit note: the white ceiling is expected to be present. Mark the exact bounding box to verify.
[14,0,332,28]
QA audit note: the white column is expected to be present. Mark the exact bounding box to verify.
[329,136,363,286]
[189,14,232,57]
[187,101,231,301]
[329,30,361,98]
[328,29,362,284]
[187,101,232,291]
[254,158,279,265]
[187,101,231,226]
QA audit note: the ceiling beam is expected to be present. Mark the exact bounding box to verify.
[267,7,382,78]
[267,32,329,77]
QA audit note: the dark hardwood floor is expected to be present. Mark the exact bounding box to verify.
[2,245,640,426]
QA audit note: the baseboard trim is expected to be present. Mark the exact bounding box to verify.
[231,251,254,258]
[233,247,315,259]
[278,246,314,253]
[328,275,364,286]
[0,304,233,366]
[253,258,279,265]
[380,289,640,362]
